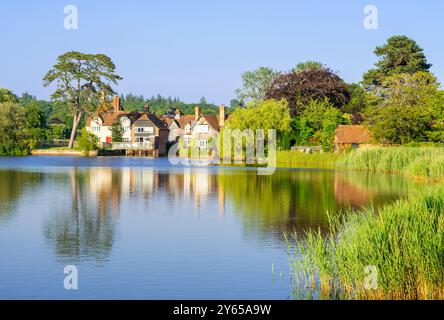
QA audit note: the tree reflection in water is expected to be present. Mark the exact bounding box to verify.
[37,167,417,261]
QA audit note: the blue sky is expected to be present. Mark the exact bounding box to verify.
[1,0,443,104]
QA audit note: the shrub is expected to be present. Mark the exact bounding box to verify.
[77,128,99,151]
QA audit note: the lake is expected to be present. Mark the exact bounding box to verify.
[0,156,418,299]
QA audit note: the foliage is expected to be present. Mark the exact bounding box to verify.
[225,99,292,134]
[298,99,350,150]
[0,103,31,155]
[121,93,221,115]
[364,72,440,144]
[77,128,99,151]
[265,68,350,116]
[363,35,432,90]
[0,88,19,104]
[18,92,37,105]
[235,67,280,102]
[43,51,122,148]
[293,61,324,73]
[111,121,124,143]
[290,187,444,299]
[342,84,369,123]
[338,147,444,182]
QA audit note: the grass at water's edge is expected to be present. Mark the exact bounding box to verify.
[276,151,340,169]
[288,186,444,299]
[337,147,444,182]
[277,147,444,182]
[283,147,444,299]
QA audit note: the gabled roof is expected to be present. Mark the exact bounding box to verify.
[334,125,371,144]
[136,113,168,129]
[194,114,228,131]
[86,111,128,126]
[177,115,195,129]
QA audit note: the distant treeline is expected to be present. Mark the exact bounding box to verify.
[120,93,229,115]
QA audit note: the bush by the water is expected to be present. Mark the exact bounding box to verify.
[77,128,99,151]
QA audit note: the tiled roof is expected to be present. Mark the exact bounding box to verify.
[177,115,195,129]
[202,115,221,131]
[136,113,168,129]
[87,111,166,129]
[334,125,371,144]
[86,111,128,126]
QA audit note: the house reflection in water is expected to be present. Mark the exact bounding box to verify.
[85,167,226,218]
[43,167,411,261]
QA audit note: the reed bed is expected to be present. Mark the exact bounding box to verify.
[289,187,444,299]
[337,147,444,182]
[276,151,340,169]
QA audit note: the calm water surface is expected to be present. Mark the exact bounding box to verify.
[0,156,418,299]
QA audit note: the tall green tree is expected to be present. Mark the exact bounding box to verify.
[235,67,280,102]
[43,51,122,149]
[111,121,124,143]
[365,72,439,144]
[363,35,432,90]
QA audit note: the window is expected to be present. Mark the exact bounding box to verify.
[123,138,130,143]
[195,124,210,133]
[136,127,144,133]
[197,140,208,148]
[146,127,154,134]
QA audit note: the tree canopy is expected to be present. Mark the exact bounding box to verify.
[365,72,441,144]
[43,51,122,148]
[225,99,292,134]
[0,88,19,104]
[265,68,350,116]
[362,35,432,89]
[235,67,280,102]
[293,61,324,73]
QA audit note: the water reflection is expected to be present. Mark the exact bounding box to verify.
[0,166,418,262]
[0,170,43,222]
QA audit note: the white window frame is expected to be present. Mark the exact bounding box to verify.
[198,140,208,148]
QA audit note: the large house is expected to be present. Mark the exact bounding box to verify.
[162,105,228,149]
[87,97,228,156]
[86,96,169,156]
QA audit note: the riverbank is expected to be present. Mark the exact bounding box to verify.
[278,146,444,181]
[290,186,444,299]
[287,146,444,300]
[31,148,125,157]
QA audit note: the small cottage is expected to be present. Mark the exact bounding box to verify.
[334,125,371,152]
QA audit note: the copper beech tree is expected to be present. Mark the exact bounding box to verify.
[265,68,350,116]
[43,51,122,149]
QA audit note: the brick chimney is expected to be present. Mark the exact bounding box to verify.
[112,96,122,112]
[219,104,226,127]
[195,105,201,121]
